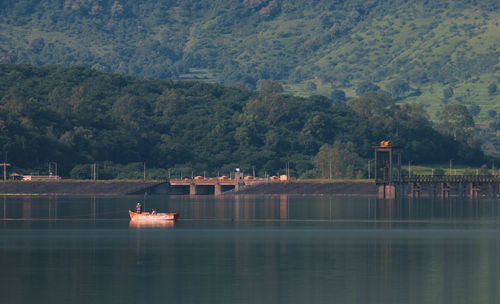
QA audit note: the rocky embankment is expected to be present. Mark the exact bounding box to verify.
[237,182,378,196]
[0,181,160,195]
[0,180,378,196]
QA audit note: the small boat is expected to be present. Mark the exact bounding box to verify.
[129,210,179,221]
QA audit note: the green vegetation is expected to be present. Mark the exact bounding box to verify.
[0,1,499,154]
[0,64,492,179]
[0,2,498,103]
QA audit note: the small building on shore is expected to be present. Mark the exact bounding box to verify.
[22,174,61,181]
[9,173,22,180]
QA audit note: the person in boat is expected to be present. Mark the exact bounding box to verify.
[136,202,142,214]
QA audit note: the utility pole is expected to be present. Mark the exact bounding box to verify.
[143,162,146,181]
[408,160,411,178]
[1,152,10,181]
[329,160,332,180]
[91,163,97,180]
[49,162,58,177]
[449,160,452,176]
[368,160,371,179]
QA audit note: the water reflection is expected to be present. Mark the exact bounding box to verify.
[129,220,176,229]
[0,195,499,222]
[1,195,500,303]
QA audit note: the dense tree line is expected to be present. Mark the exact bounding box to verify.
[0,65,488,179]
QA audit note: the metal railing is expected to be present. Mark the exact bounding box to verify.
[400,175,500,183]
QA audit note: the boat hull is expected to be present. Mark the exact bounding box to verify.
[129,210,179,221]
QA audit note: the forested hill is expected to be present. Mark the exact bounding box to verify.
[0,65,487,178]
[0,1,498,126]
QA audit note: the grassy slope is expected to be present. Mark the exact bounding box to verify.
[0,2,498,125]
[289,7,500,124]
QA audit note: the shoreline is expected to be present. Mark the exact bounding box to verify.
[237,181,377,196]
[0,180,378,196]
[0,180,161,196]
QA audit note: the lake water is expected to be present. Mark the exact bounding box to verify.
[1,195,500,304]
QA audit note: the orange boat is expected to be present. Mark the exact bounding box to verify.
[129,210,179,221]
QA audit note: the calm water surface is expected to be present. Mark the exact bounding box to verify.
[1,195,500,304]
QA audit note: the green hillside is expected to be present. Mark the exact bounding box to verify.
[0,1,499,156]
[0,2,498,115]
[0,64,488,178]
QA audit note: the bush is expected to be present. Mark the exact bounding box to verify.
[488,83,497,95]
[468,103,481,116]
[479,164,491,176]
[330,89,346,103]
[70,164,91,179]
[387,79,410,98]
[443,87,454,99]
[306,81,317,90]
[356,81,380,96]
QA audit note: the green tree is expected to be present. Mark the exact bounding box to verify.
[436,104,474,141]
[488,109,497,118]
[154,88,183,117]
[348,91,395,129]
[356,81,380,96]
[468,103,481,117]
[443,87,454,99]
[313,140,363,179]
[259,79,283,96]
[330,89,346,103]
[488,83,497,95]
[393,103,430,136]
[387,79,410,98]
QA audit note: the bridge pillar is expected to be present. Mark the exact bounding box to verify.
[469,183,480,198]
[378,184,395,199]
[440,183,450,198]
[214,183,221,196]
[411,183,421,198]
[190,183,197,195]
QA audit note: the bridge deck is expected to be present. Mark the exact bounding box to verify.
[400,175,500,183]
[169,178,239,186]
[377,175,500,199]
